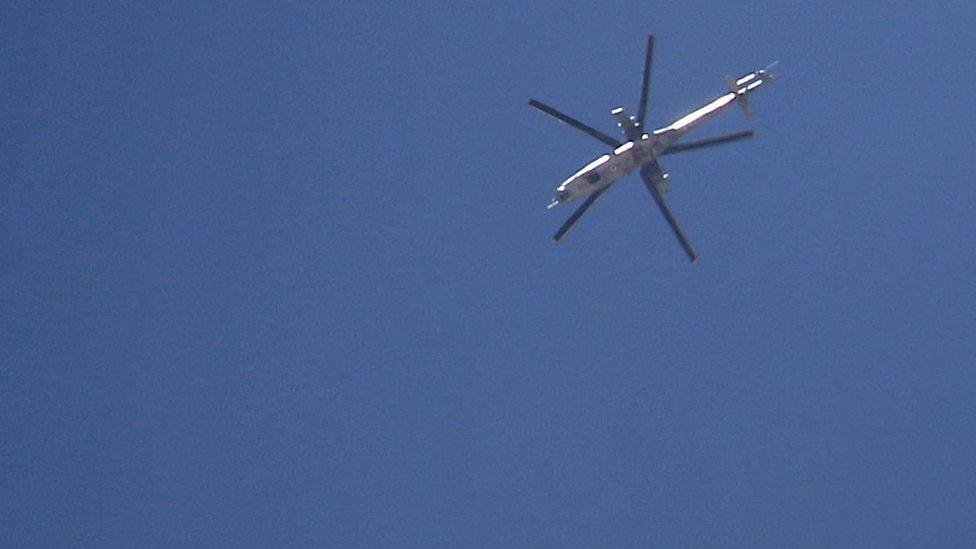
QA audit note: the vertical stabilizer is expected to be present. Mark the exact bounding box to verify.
[725,75,753,116]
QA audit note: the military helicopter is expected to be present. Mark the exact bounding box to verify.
[530,35,775,262]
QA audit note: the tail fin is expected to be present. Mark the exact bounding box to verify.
[725,75,753,116]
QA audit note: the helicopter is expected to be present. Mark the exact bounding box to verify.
[530,35,775,262]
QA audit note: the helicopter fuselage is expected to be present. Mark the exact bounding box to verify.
[553,69,770,204]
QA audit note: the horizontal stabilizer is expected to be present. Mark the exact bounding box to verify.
[725,75,753,116]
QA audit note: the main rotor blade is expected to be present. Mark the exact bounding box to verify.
[635,35,655,130]
[528,99,622,148]
[640,163,698,262]
[661,129,755,155]
[553,185,613,242]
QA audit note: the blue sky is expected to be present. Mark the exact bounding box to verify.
[3,2,976,546]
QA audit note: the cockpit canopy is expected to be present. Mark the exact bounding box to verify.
[559,154,610,188]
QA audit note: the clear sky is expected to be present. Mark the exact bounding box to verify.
[3,2,976,546]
